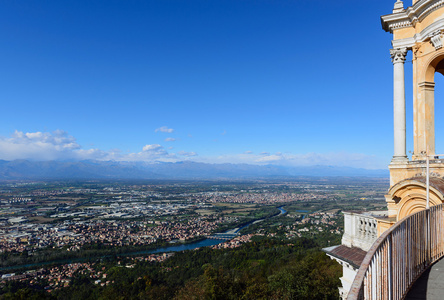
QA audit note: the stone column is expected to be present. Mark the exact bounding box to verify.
[390,48,408,163]
[417,81,435,156]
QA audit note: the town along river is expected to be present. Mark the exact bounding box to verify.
[144,206,287,254]
[0,207,287,272]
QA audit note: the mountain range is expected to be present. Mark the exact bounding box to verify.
[0,160,388,180]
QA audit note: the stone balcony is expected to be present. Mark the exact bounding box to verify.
[324,210,388,299]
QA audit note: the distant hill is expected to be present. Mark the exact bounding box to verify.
[0,160,388,180]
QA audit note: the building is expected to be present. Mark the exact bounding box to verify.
[325,1,444,298]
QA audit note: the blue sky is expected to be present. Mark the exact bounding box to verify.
[0,1,422,169]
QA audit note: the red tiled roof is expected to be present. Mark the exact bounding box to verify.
[323,245,367,268]
[408,176,444,194]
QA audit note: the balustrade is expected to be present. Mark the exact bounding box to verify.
[342,212,381,252]
[357,216,377,241]
[348,203,444,299]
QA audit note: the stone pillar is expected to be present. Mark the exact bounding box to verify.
[417,81,435,156]
[390,48,408,163]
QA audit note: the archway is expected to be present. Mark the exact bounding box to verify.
[416,54,444,156]
[387,177,444,220]
[435,71,444,152]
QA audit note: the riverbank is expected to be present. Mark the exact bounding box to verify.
[1,206,287,273]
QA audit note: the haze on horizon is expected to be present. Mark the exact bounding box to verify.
[2,1,435,170]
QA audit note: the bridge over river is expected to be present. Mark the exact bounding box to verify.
[1,206,287,273]
[207,233,239,240]
[207,206,286,240]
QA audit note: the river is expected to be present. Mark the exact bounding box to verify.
[0,206,287,272]
[121,206,286,254]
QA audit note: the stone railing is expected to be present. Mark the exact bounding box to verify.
[347,203,444,299]
[357,216,377,245]
[342,212,382,252]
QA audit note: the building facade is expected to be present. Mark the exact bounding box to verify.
[325,1,444,298]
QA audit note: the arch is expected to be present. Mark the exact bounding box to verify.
[414,52,444,156]
[424,52,444,83]
[387,177,444,220]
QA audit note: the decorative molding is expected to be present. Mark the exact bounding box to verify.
[415,18,444,41]
[391,18,444,49]
[391,48,408,64]
[418,0,444,23]
[381,0,444,33]
[430,30,443,49]
[418,81,436,90]
[392,37,416,49]
[387,20,412,32]
[412,44,423,59]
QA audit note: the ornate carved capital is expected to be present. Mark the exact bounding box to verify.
[390,48,408,64]
[412,44,423,60]
[430,30,443,50]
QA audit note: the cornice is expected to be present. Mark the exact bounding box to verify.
[381,0,444,33]
[392,17,444,48]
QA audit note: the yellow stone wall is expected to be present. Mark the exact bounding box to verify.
[393,27,415,40]
[389,161,444,186]
[386,177,444,220]
[376,218,395,237]
[383,2,444,223]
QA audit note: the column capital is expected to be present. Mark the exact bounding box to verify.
[418,81,435,90]
[390,48,408,64]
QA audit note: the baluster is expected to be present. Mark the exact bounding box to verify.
[348,204,444,299]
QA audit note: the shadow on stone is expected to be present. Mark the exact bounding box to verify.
[405,257,444,300]
[405,267,431,299]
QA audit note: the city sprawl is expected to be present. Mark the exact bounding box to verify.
[0,178,388,296]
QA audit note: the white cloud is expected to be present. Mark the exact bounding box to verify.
[165,137,176,142]
[155,126,174,133]
[256,154,283,162]
[75,148,109,160]
[13,129,80,150]
[142,144,162,152]
[0,130,82,161]
[0,131,177,163]
[122,144,176,162]
[193,151,386,169]
[0,130,386,169]
[178,151,197,157]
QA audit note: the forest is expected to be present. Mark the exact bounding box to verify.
[1,237,341,299]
